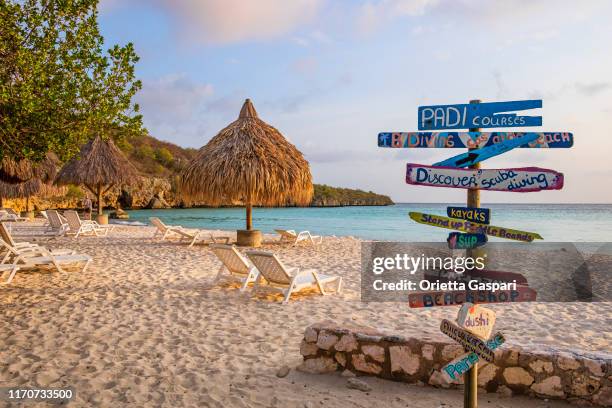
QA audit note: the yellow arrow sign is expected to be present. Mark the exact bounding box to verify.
[409,212,543,242]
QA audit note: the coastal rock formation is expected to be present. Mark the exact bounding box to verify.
[299,321,612,407]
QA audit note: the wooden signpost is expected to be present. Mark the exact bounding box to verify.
[406,164,564,192]
[433,133,539,167]
[378,98,568,407]
[418,100,542,130]
[447,232,487,249]
[409,212,543,242]
[377,132,574,149]
[408,286,537,308]
[447,206,490,224]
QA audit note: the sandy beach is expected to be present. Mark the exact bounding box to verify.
[1,225,609,407]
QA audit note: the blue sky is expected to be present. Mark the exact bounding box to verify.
[99,0,612,203]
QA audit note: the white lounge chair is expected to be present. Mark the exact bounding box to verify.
[2,208,28,222]
[0,223,75,264]
[0,238,92,283]
[45,210,70,236]
[150,217,230,247]
[63,210,111,238]
[275,229,323,247]
[245,250,342,304]
[210,244,259,291]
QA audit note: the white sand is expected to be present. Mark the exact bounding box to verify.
[1,225,608,407]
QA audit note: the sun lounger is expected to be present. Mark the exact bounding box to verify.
[275,229,323,246]
[0,223,75,263]
[0,209,27,222]
[0,238,92,283]
[150,217,230,246]
[245,250,342,304]
[210,244,259,291]
[63,210,111,238]
[45,210,70,236]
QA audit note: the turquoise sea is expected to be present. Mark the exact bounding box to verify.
[125,203,612,242]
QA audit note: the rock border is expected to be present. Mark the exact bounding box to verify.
[298,321,611,406]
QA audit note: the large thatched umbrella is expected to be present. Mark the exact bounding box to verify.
[55,136,139,221]
[180,98,313,246]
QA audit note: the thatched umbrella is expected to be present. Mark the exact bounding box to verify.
[0,153,59,184]
[55,136,139,220]
[180,99,313,245]
[0,178,66,212]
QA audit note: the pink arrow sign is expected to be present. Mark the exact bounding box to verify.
[406,164,564,192]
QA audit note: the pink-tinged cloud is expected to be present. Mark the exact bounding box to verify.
[152,0,324,44]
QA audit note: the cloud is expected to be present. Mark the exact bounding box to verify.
[292,30,333,47]
[151,0,324,44]
[137,74,214,123]
[575,82,611,96]
[357,0,439,34]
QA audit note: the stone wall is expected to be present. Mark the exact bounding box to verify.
[299,321,611,407]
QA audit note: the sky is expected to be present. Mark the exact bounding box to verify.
[99,0,612,203]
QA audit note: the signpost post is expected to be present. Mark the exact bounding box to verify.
[465,100,481,408]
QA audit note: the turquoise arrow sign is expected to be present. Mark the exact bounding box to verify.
[433,133,539,168]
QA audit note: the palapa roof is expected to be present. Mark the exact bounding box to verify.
[0,153,59,184]
[0,178,66,199]
[55,136,139,187]
[180,99,313,206]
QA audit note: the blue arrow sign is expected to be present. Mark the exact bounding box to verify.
[433,133,539,168]
[418,100,542,130]
[377,132,573,149]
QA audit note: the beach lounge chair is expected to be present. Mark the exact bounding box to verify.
[0,238,92,282]
[210,244,259,291]
[45,210,70,236]
[150,217,230,247]
[275,229,323,246]
[63,210,111,238]
[245,250,342,304]
[0,223,75,264]
[4,208,28,222]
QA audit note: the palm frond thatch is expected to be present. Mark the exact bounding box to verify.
[55,136,139,187]
[0,178,66,199]
[0,153,59,184]
[55,136,139,215]
[180,99,313,208]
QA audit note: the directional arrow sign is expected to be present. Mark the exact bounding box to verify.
[408,286,537,308]
[378,132,573,148]
[447,232,487,249]
[433,133,539,168]
[408,212,543,241]
[442,333,506,381]
[440,319,496,362]
[418,100,542,130]
[456,303,496,340]
[447,206,490,224]
[406,164,564,192]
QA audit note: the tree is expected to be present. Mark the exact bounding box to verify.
[155,147,173,167]
[0,0,143,165]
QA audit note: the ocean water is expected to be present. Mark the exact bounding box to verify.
[125,203,612,242]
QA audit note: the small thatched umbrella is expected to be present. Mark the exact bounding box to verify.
[0,153,59,184]
[180,99,313,246]
[0,178,66,213]
[55,136,139,221]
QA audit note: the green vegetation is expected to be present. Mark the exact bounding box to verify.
[312,184,393,206]
[0,0,142,163]
[120,134,198,177]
